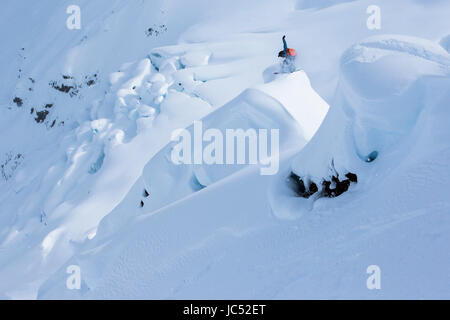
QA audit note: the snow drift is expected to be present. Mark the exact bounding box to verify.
[1,0,450,300]
[138,71,328,214]
[38,33,450,299]
[269,35,450,219]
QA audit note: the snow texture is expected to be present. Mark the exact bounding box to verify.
[0,0,449,299]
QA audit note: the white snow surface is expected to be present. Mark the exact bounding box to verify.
[0,0,449,299]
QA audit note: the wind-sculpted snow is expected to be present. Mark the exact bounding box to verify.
[270,35,450,219]
[339,35,450,160]
[0,0,288,298]
[140,71,326,212]
[38,33,450,299]
[348,36,450,66]
[1,0,450,299]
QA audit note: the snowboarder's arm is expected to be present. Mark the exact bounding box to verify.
[283,36,288,53]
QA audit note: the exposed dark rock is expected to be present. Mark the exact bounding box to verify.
[287,172,306,195]
[308,181,319,196]
[321,172,357,198]
[143,189,150,198]
[288,170,358,200]
[50,81,74,93]
[86,73,98,86]
[287,172,318,199]
[44,103,53,109]
[35,110,49,123]
[345,172,358,183]
[13,97,23,107]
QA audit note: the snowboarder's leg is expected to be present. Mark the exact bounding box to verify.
[281,59,289,73]
[281,56,296,73]
[288,56,296,73]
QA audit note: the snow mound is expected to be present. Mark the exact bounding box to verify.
[255,71,329,141]
[2,0,449,300]
[138,71,328,214]
[270,35,450,219]
[44,70,326,261]
[36,70,330,299]
[339,35,450,161]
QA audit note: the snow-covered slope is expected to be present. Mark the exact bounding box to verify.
[36,30,450,299]
[1,0,449,299]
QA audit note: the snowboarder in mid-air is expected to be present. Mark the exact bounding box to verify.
[278,35,297,73]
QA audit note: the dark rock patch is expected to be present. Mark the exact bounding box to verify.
[321,175,351,198]
[50,81,74,94]
[145,24,167,37]
[287,172,319,199]
[85,73,98,86]
[13,97,23,107]
[345,172,358,183]
[288,170,358,200]
[35,110,49,123]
